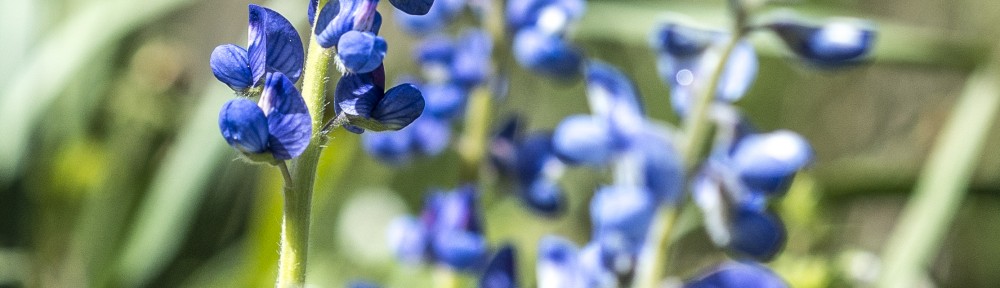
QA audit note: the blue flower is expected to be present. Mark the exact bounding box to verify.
[589,185,656,250]
[387,216,431,264]
[729,130,813,194]
[361,113,450,164]
[514,133,567,216]
[506,0,585,33]
[388,0,435,15]
[210,5,304,92]
[334,66,425,133]
[685,261,787,288]
[513,27,583,79]
[768,19,876,66]
[537,236,585,288]
[650,22,758,116]
[218,72,311,160]
[480,245,519,288]
[552,115,613,166]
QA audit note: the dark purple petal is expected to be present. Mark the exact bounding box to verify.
[248,5,305,84]
[335,72,382,119]
[368,83,425,131]
[210,44,253,91]
[219,99,270,154]
[389,0,434,15]
[480,245,518,288]
[337,31,387,74]
[261,72,312,159]
[308,0,318,26]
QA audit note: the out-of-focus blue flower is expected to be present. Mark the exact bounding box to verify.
[480,245,519,288]
[388,186,488,270]
[630,124,684,204]
[589,185,656,249]
[537,236,584,288]
[421,83,467,119]
[685,261,787,288]
[728,207,786,262]
[395,0,464,34]
[218,72,312,160]
[577,243,618,288]
[513,28,583,79]
[729,130,813,194]
[451,29,493,88]
[506,0,585,33]
[211,5,304,92]
[650,22,758,116]
[584,61,645,147]
[514,133,567,216]
[768,19,876,65]
[552,115,612,166]
[334,66,425,133]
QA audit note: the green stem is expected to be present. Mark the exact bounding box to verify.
[276,4,334,286]
[631,11,746,288]
[457,88,493,182]
[876,55,1000,288]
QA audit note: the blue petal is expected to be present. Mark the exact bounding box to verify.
[480,245,518,288]
[313,0,339,35]
[434,185,482,233]
[394,0,462,34]
[537,235,583,288]
[335,72,382,119]
[337,31,387,74]
[362,130,413,164]
[634,124,684,204]
[432,230,487,270]
[416,36,455,65]
[248,5,305,84]
[387,217,430,264]
[410,115,451,156]
[218,99,270,154]
[451,29,493,87]
[210,44,253,91]
[731,130,812,194]
[368,84,425,131]
[506,0,585,32]
[512,28,583,79]
[685,262,787,288]
[308,0,318,26]
[260,72,312,160]
[770,20,876,65]
[389,0,434,15]
[421,83,466,119]
[585,61,643,116]
[728,208,786,262]
[317,0,361,48]
[650,22,717,57]
[521,178,565,216]
[717,41,758,102]
[552,115,612,166]
[589,185,656,247]
[515,133,554,188]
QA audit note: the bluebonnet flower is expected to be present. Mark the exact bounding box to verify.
[486,117,568,216]
[536,236,585,288]
[334,65,425,133]
[480,245,519,288]
[766,18,876,66]
[685,261,787,288]
[210,5,304,93]
[218,72,312,161]
[361,111,450,164]
[650,22,758,116]
[387,185,488,270]
[310,0,390,74]
[506,0,585,33]
[729,130,813,194]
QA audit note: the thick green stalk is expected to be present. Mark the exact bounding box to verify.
[876,56,1000,288]
[276,6,334,286]
[631,20,746,288]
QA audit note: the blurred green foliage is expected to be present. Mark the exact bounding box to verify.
[1,0,999,287]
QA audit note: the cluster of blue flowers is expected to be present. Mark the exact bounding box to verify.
[387,185,519,287]
[210,1,434,163]
[356,0,874,288]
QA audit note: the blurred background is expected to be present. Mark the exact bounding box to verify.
[1,0,998,287]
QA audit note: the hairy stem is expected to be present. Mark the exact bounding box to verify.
[276,3,334,285]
